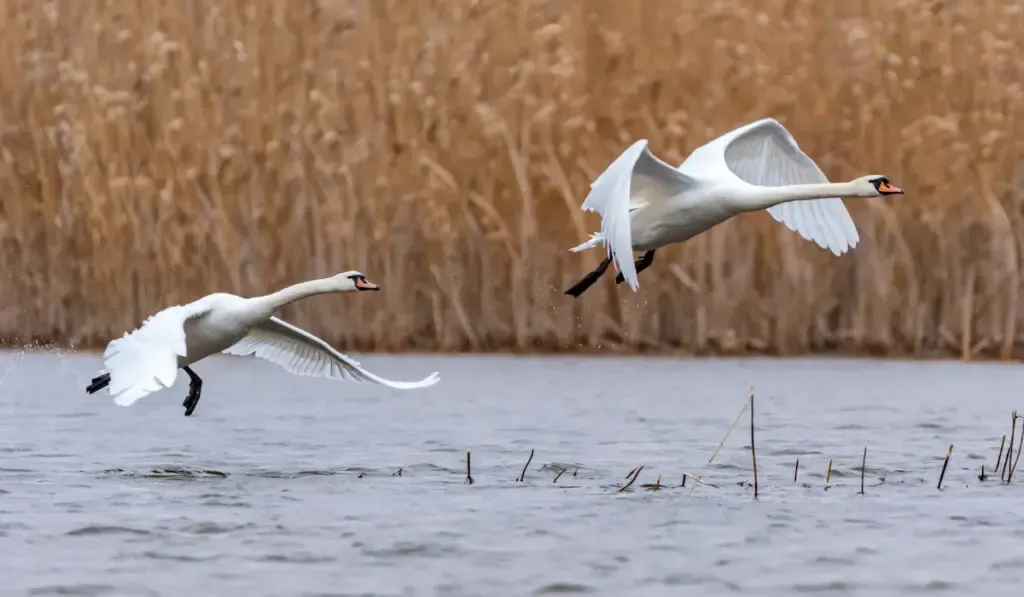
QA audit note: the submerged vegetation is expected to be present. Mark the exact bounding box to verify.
[0,1,1021,356]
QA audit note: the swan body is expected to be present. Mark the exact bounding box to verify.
[565,118,905,297]
[85,271,440,415]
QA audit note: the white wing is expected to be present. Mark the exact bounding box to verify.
[221,316,440,390]
[722,119,859,255]
[578,139,698,291]
[100,302,212,407]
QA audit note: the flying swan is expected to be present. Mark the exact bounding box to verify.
[85,271,440,416]
[564,118,905,297]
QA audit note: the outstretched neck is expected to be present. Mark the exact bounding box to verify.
[739,182,860,211]
[246,278,340,318]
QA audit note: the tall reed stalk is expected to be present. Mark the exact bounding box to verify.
[1,1,1022,356]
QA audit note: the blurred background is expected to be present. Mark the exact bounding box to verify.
[1,0,1021,358]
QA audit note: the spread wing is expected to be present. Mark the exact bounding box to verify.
[577,139,698,291]
[99,302,212,407]
[722,119,859,255]
[222,316,440,390]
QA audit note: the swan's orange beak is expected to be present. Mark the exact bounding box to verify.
[355,277,380,291]
[878,181,903,194]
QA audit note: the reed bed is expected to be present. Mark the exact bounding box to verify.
[1,0,1023,356]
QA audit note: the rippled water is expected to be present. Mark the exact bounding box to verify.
[2,351,1024,596]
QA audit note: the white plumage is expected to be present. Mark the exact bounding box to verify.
[101,303,212,407]
[565,118,904,296]
[86,271,440,416]
[222,317,439,389]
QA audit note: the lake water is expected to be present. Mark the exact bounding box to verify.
[2,351,1024,596]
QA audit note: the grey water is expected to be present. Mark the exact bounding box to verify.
[1,351,1024,596]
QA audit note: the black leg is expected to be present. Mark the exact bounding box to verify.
[564,255,614,298]
[615,250,656,285]
[182,366,203,417]
[86,373,111,394]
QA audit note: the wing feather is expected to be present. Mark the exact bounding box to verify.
[99,303,212,407]
[723,119,859,255]
[577,139,698,291]
[222,316,440,390]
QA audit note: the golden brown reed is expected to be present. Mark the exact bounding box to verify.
[1,0,1023,356]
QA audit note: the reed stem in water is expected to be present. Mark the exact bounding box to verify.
[1003,413,1017,483]
[618,465,644,493]
[938,444,953,490]
[858,447,867,495]
[516,449,534,482]
[749,388,758,499]
[995,435,1006,473]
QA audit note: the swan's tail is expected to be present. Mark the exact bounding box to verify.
[569,232,605,253]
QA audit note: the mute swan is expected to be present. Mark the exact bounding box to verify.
[564,118,905,297]
[85,271,440,416]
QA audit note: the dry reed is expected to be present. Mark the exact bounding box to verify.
[3,1,1024,355]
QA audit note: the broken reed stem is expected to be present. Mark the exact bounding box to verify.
[793,457,799,483]
[749,388,758,499]
[679,472,718,488]
[573,465,579,478]
[825,459,833,486]
[553,468,566,483]
[688,397,751,493]
[858,447,867,495]
[516,449,534,482]
[938,444,953,490]
[465,451,474,485]
[995,434,1006,472]
[618,465,644,493]
[654,474,661,489]
[980,464,987,482]
[681,473,687,487]
[1012,422,1024,480]
[625,466,639,479]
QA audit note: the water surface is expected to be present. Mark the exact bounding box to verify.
[1,352,1023,596]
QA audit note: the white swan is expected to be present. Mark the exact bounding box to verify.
[564,118,905,297]
[85,271,440,416]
